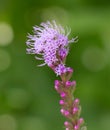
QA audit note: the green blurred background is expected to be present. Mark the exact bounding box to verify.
[0,0,110,130]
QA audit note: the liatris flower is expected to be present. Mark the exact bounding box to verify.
[26,20,87,130]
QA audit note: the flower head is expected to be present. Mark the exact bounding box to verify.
[26,20,76,75]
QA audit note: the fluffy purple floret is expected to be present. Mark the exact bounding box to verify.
[54,64,72,76]
[26,20,76,75]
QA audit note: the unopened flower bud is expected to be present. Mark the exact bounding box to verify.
[65,81,72,87]
[59,100,65,105]
[73,107,78,114]
[65,80,76,88]
[67,67,73,73]
[60,108,65,114]
[78,118,84,125]
[74,125,79,130]
[64,121,72,129]
[60,92,66,98]
[66,128,70,130]
[64,121,69,127]
[58,48,68,60]
[64,110,70,117]
[54,80,61,92]
[71,80,76,86]
[55,80,60,87]
[74,98,80,104]
[60,109,70,117]
[54,85,59,91]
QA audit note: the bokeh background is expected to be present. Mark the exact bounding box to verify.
[0,0,110,130]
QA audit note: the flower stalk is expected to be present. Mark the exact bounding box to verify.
[26,20,87,130]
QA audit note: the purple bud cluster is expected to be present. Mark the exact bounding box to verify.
[54,70,85,130]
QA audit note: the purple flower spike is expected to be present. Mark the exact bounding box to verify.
[26,20,86,130]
